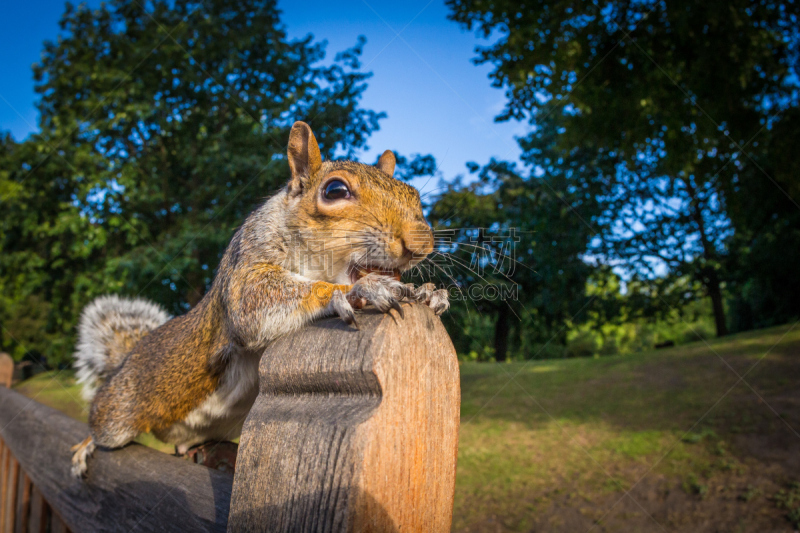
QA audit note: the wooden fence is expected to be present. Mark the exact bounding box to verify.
[0,304,460,532]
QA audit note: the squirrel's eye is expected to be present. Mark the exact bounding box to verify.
[323,180,351,201]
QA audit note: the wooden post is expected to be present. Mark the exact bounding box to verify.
[4,455,18,533]
[228,304,461,533]
[0,355,12,389]
[0,446,8,529]
[50,513,68,533]
[14,473,30,533]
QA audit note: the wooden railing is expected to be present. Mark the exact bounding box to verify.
[0,303,460,532]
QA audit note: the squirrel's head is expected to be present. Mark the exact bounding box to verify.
[283,121,434,285]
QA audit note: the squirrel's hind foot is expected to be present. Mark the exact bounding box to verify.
[70,436,96,479]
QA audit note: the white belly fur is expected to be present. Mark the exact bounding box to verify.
[153,349,261,451]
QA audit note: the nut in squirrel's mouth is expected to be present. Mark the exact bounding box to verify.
[349,264,402,284]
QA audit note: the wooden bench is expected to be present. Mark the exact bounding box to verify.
[0,304,460,532]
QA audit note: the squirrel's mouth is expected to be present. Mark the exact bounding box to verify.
[348,264,402,284]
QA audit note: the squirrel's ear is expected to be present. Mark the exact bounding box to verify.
[376,150,396,177]
[287,121,322,197]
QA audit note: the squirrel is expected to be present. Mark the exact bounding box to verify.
[70,121,449,478]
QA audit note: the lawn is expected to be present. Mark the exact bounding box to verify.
[14,323,800,532]
[454,323,800,532]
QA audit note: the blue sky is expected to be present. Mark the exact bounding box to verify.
[0,0,525,193]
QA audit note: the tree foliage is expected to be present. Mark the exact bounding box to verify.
[0,0,388,364]
[447,0,800,337]
[426,159,595,361]
[3,0,798,365]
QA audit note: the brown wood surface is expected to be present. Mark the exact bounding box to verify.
[228,303,461,533]
[0,355,12,389]
[14,473,30,533]
[4,456,19,533]
[0,386,232,533]
[27,487,45,533]
[50,513,66,533]
[0,446,8,530]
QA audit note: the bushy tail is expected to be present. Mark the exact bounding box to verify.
[73,295,171,402]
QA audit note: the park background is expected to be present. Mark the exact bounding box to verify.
[1,0,799,531]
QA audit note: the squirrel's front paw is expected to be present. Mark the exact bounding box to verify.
[413,283,450,316]
[348,273,410,320]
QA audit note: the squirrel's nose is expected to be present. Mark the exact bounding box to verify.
[397,227,434,261]
[399,241,413,260]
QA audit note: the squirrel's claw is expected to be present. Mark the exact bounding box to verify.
[413,283,450,316]
[390,299,405,319]
[345,276,449,320]
[413,283,437,303]
[429,289,450,316]
[330,289,358,329]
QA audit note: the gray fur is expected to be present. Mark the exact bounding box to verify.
[73,295,171,402]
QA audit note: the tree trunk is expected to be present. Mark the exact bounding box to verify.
[685,182,727,338]
[706,270,728,337]
[494,305,511,362]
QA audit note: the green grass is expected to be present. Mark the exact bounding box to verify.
[14,371,85,421]
[454,323,800,531]
[13,370,174,453]
[13,323,800,531]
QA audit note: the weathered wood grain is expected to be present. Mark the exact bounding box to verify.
[50,513,67,533]
[0,355,12,389]
[0,386,233,533]
[27,486,45,533]
[228,303,461,532]
[14,472,30,533]
[0,445,8,530]
[3,456,18,533]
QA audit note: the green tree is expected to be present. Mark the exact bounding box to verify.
[33,0,384,312]
[428,159,595,361]
[724,106,800,331]
[0,0,388,364]
[0,131,116,364]
[447,0,800,337]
